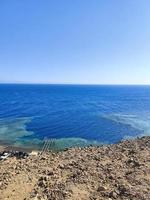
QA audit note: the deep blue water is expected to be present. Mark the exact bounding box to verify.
[0,84,150,149]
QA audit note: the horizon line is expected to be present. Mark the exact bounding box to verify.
[0,82,150,86]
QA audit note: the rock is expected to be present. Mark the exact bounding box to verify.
[118,184,128,195]
[58,164,65,169]
[109,191,118,199]
[97,186,107,192]
[47,170,54,176]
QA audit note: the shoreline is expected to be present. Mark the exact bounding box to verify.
[0,144,34,153]
[0,140,37,153]
[0,138,43,153]
[0,135,147,153]
[0,136,149,199]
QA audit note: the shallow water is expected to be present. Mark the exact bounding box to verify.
[0,84,150,149]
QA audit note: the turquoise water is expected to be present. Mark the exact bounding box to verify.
[0,84,150,149]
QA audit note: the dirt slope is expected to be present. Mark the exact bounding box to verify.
[0,136,150,200]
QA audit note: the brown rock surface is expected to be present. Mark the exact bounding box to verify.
[0,136,150,200]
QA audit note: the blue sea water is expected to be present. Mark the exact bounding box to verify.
[0,84,150,149]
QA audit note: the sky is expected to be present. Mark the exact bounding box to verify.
[0,0,150,85]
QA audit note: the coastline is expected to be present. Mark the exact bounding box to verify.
[0,135,148,153]
[0,144,33,153]
[0,140,37,153]
[0,136,149,200]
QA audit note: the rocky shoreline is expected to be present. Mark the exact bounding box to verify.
[0,136,150,200]
[0,142,36,153]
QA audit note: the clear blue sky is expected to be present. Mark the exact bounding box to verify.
[0,0,150,84]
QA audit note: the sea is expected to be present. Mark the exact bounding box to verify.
[0,84,150,150]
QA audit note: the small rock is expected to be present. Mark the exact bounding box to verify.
[59,164,65,169]
[97,186,107,192]
[109,191,118,199]
[47,170,54,176]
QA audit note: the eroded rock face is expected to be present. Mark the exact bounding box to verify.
[0,136,150,200]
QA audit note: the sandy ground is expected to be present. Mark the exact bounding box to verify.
[0,136,150,200]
